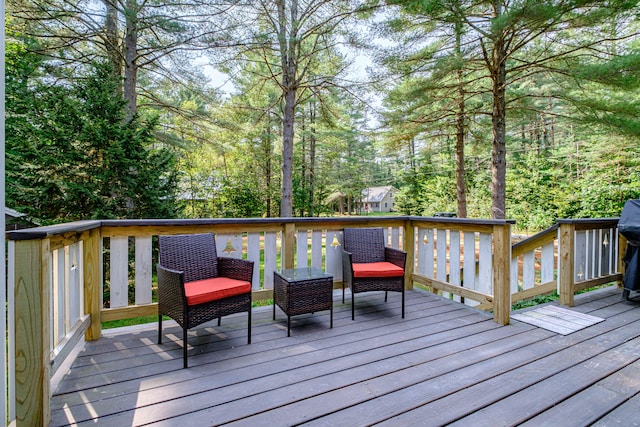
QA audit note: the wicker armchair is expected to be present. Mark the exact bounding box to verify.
[342,227,407,320]
[157,233,253,368]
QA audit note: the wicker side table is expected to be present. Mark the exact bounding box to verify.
[273,267,334,336]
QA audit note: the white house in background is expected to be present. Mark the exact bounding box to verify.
[361,186,398,213]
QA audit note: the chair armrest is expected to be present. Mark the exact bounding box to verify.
[385,247,407,269]
[342,250,354,284]
[157,264,187,307]
[218,257,254,283]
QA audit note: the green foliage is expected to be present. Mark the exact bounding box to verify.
[512,292,559,311]
[6,36,178,222]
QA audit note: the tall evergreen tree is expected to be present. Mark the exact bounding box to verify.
[6,34,178,222]
[387,0,639,218]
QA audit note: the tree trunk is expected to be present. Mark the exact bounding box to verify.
[265,111,273,217]
[454,20,467,218]
[455,102,467,218]
[408,136,416,172]
[276,0,298,218]
[309,100,317,217]
[281,87,295,217]
[124,0,138,122]
[103,0,122,93]
[490,37,507,220]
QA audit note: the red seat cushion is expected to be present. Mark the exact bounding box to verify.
[185,277,251,306]
[352,262,404,278]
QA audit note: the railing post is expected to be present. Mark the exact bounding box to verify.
[404,220,415,290]
[84,227,102,341]
[618,233,627,288]
[283,222,295,270]
[13,239,50,426]
[492,223,511,325]
[559,222,576,307]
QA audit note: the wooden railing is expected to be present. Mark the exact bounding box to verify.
[557,219,623,306]
[3,216,624,426]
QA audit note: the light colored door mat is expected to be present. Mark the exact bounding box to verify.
[511,305,605,335]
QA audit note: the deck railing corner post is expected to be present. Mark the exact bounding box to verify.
[617,233,627,288]
[13,238,50,426]
[84,227,102,341]
[559,222,576,307]
[492,222,511,325]
[403,220,415,290]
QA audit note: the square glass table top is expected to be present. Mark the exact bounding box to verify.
[276,267,333,282]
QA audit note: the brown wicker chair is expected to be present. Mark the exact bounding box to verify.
[157,233,253,368]
[342,227,407,320]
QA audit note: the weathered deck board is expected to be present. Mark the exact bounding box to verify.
[519,358,640,426]
[313,309,640,426]
[50,287,640,427]
[593,391,640,426]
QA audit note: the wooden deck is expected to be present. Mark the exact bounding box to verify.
[51,286,640,427]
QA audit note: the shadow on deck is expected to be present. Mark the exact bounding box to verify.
[52,287,640,426]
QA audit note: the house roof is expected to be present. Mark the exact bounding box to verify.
[361,186,397,203]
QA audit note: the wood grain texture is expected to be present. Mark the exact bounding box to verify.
[14,239,49,426]
[83,228,102,341]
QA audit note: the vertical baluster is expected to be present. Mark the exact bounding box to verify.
[68,243,81,329]
[464,231,478,300]
[587,230,594,279]
[523,251,535,290]
[478,233,492,295]
[54,248,65,346]
[417,228,428,277]
[247,232,261,290]
[264,232,277,289]
[436,229,447,297]
[311,230,323,270]
[449,231,461,302]
[296,230,309,268]
[109,236,129,308]
[611,228,617,275]
[510,253,519,296]
[78,241,85,322]
[391,227,400,249]
[423,229,435,279]
[325,230,342,281]
[134,237,152,305]
[574,231,586,282]
[541,242,555,284]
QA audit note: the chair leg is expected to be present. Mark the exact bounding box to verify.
[352,292,355,320]
[342,283,345,304]
[183,327,188,369]
[218,317,221,326]
[385,291,388,302]
[402,289,405,319]
[158,314,163,344]
[247,308,252,344]
[330,306,333,329]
